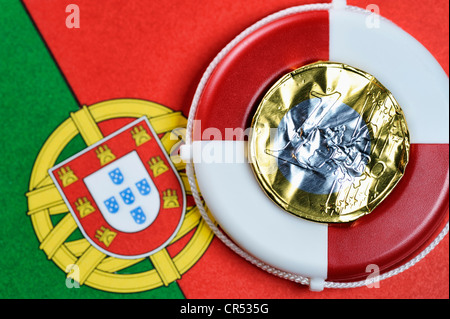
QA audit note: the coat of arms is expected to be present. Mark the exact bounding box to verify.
[49,116,185,258]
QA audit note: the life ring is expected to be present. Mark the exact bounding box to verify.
[181,1,449,291]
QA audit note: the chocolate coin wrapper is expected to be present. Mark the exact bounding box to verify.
[249,62,410,223]
[181,1,448,291]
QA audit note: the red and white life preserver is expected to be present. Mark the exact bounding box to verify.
[181,1,449,291]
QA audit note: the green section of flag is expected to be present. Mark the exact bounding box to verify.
[0,0,184,299]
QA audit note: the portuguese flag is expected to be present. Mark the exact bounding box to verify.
[0,0,448,299]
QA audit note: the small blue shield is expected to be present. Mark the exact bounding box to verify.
[136,178,151,196]
[120,187,135,205]
[104,196,119,214]
[130,206,147,225]
[108,168,124,185]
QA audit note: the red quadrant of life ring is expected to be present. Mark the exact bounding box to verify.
[191,8,449,282]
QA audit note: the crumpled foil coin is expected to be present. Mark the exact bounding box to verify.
[249,62,410,223]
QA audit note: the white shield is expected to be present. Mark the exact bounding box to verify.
[84,151,160,233]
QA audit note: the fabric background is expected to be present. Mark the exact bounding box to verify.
[0,0,448,299]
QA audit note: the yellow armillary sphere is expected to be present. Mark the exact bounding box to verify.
[26,99,214,293]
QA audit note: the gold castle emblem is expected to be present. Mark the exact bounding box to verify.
[95,145,116,166]
[57,166,78,187]
[163,189,180,209]
[74,197,96,218]
[95,226,117,247]
[131,125,151,146]
[148,156,169,177]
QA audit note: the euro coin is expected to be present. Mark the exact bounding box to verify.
[249,62,410,223]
